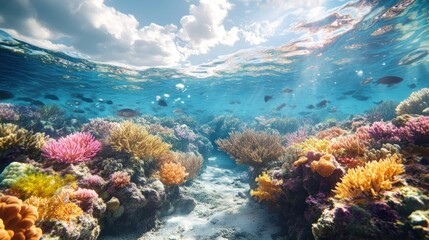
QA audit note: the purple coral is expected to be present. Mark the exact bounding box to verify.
[284,128,307,146]
[365,121,405,146]
[81,118,119,139]
[42,132,102,163]
[0,103,19,121]
[174,124,198,141]
[403,116,429,144]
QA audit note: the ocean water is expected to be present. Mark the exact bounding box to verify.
[1,0,427,123]
[1,0,429,239]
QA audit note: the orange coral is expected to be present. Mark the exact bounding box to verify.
[250,172,283,203]
[159,162,188,185]
[310,154,336,177]
[330,134,367,157]
[333,154,404,200]
[0,195,42,240]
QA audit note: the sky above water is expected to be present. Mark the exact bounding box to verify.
[0,0,350,67]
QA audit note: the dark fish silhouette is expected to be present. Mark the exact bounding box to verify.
[316,100,329,108]
[342,90,356,95]
[282,88,293,93]
[81,97,94,103]
[407,83,417,89]
[275,103,286,111]
[73,109,85,114]
[31,100,45,106]
[105,100,113,104]
[158,99,168,107]
[71,93,84,98]
[0,90,14,100]
[117,108,139,117]
[352,95,370,101]
[44,94,59,100]
[264,95,273,102]
[376,76,403,86]
[373,100,383,105]
[306,104,315,109]
[229,100,241,105]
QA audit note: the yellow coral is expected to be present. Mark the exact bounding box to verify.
[24,190,83,222]
[333,154,405,200]
[0,195,43,240]
[159,162,189,185]
[216,129,284,166]
[310,154,336,177]
[0,123,47,152]
[109,121,171,161]
[11,173,76,199]
[250,172,283,203]
[396,88,429,115]
[293,138,332,155]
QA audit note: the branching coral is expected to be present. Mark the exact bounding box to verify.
[0,123,47,152]
[81,118,120,139]
[316,127,346,140]
[159,162,188,185]
[396,88,429,115]
[0,195,42,240]
[293,138,332,155]
[109,121,171,161]
[250,172,282,203]
[109,171,131,188]
[333,154,405,200]
[10,173,76,199]
[0,103,19,121]
[216,129,284,166]
[42,132,101,163]
[174,152,203,180]
[330,134,367,157]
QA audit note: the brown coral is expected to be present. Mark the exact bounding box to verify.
[330,134,367,158]
[0,195,42,240]
[0,123,47,152]
[159,162,188,185]
[216,129,284,166]
[333,154,405,200]
[396,88,429,115]
[310,154,336,177]
[316,127,346,140]
[109,121,171,161]
[174,152,203,180]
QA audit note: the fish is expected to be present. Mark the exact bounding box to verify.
[229,100,241,105]
[352,95,370,101]
[375,76,403,86]
[105,100,113,104]
[117,108,139,117]
[158,99,168,107]
[71,93,84,98]
[275,103,286,111]
[81,97,94,103]
[316,100,329,108]
[264,95,273,102]
[0,90,14,100]
[407,83,417,89]
[373,100,383,105]
[73,109,85,114]
[306,104,315,109]
[360,77,373,86]
[342,90,356,95]
[282,88,293,93]
[31,100,45,106]
[44,94,59,100]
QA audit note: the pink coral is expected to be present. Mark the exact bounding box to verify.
[70,188,99,213]
[0,103,19,121]
[42,132,101,163]
[403,116,429,144]
[365,121,404,146]
[110,171,130,188]
[284,128,307,146]
[78,175,106,189]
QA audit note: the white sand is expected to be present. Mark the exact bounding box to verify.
[101,158,281,240]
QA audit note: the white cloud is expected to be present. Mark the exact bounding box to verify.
[178,0,239,55]
[241,19,282,45]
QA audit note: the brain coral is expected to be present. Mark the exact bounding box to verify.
[396,88,429,115]
[0,195,42,240]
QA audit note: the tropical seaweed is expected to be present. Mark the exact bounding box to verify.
[216,129,284,166]
[109,121,171,161]
[333,154,404,200]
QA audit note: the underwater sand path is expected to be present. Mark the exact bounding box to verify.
[102,157,281,240]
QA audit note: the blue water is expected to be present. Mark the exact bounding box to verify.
[1,0,428,124]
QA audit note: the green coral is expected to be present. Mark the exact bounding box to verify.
[10,172,76,199]
[0,123,47,152]
[0,162,36,187]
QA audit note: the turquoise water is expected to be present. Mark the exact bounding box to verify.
[1,0,428,123]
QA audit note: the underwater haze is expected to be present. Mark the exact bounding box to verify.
[1,0,429,240]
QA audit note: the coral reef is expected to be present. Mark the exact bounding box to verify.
[109,121,171,161]
[250,172,282,203]
[0,195,42,240]
[159,162,188,185]
[216,129,284,166]
[42,132,101,163]
[0,162,36,187]
[174,152,203,180]
[333,154,404,200]
[396,88,429,115]
[0,103,19,121]
[0,123,47,154]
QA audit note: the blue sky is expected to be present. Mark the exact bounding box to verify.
[0,0,357,68]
